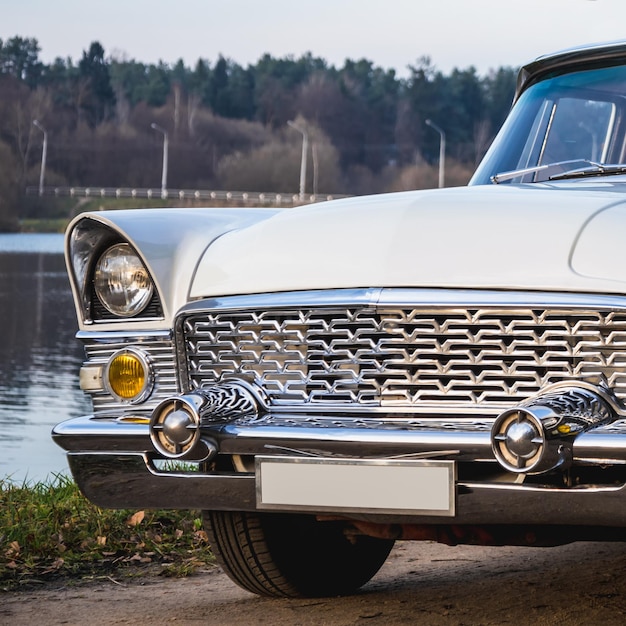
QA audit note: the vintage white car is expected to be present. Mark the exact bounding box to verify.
[54,40,626,597]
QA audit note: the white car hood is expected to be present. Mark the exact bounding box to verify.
[191,182,626,299]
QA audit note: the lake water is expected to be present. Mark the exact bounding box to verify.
[0,233,91,483]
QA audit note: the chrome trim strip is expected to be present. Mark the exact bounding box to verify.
[375,288,626,309]
[179,288,385,314]
[219,421,491,459]
[220,421,626,464]
[76,329,172,342]
[177,288,626,313]
[77,330,178,416]
[66,452,626,525]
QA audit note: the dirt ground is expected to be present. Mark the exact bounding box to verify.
[3,539,626,625]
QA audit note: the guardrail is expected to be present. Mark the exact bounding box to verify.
[25,186,342,206]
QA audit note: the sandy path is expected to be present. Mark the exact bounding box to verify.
[3,539,626,625]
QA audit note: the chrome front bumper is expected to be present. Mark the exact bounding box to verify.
[53,413,626,526]
[63,452,626,525]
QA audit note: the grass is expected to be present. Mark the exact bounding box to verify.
[0,474,214,589]
[19,218,71,233]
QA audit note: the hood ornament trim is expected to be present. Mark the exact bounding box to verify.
[491,381,620,474]
[149,379,266,460]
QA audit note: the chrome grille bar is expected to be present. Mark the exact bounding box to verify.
[178,290,626,415]
[79,331,178,415]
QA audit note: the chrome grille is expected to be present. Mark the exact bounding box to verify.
[83,336,178,415]
[180,293,626,414]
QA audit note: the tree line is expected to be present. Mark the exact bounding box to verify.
[0,35,518,229]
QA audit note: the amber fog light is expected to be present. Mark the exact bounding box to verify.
[105,349,153,403]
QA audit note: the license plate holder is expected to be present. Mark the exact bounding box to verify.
[256,456,456,516]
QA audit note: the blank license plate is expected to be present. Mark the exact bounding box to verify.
[256,456,455,516]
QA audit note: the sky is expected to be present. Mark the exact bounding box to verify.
[1,0,625,77]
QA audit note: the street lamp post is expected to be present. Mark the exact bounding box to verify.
[312,142,319,197]
[151,123,169,198]
[425,119,446,188]
[33,119,47,196]
[287,120,308,201]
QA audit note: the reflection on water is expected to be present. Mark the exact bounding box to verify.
[0,233,91,482]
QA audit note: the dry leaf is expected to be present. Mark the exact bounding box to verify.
[194,530,209,543]
[97,535,107,546]
[6,541,20,557]
[127,510,145,527]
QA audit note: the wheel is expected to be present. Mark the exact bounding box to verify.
[203,510,394,598]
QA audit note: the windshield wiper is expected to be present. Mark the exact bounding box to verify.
[491,159,599,184]
[549,163,626,181]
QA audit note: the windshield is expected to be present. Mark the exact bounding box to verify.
[471,64,626,185]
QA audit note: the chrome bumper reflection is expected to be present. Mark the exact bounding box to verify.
[66,451,626,526]
[52,413,626,464]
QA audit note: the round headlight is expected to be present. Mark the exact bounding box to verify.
[94,243,154,317]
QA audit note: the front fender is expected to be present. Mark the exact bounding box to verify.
[65,207,279,329]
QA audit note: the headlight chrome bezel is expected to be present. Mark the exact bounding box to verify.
[104,347,155,403]
[93,243,155,318]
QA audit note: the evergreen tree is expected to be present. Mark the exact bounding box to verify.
[78,41,115,125]
[0,36,43,87]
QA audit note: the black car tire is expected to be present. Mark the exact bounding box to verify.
[203,510,394,598]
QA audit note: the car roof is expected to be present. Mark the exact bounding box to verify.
[516,40,626,100]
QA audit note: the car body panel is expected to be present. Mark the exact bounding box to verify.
[190,183,626,299]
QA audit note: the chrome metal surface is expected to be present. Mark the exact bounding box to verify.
[66,451,626,525]
[160,410,195,443]
[492,383,617,473]
[78,331,177,415]
[150,394,202,458]
[149,381,262,457]
[177,289,626,415]
[195,380,262,424]
[52,412,626,464]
